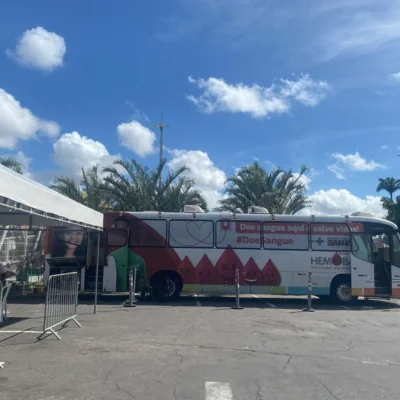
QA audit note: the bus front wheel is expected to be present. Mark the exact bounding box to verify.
[331,278,357,304]
[151,273,182,302]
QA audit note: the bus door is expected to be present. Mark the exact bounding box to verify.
[371,231,391,296]
[105,227,129,292]
[349,226,392,297]
[389,231,400,297]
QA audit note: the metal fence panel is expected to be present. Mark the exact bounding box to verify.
[41,272,81,339]
[0,229,45,286]
[0,282,11,324]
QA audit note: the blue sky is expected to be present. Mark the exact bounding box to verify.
[1,0,400,214]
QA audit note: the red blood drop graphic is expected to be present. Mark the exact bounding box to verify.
[215,246,243,284]
[243,257,261,284]
[332,252,342,266]
[261,259,281,286]
[196,254,217,284]
[177,256,197,284]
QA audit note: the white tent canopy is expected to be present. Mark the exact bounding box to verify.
[0,164,103,230]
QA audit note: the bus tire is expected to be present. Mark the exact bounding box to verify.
[151,272,182,302]
[330,276,357,304]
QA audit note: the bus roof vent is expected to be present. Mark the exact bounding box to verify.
[234,208,244,214]
[350,212,373,217]
[248,206,269,214]
[183,205,204,213]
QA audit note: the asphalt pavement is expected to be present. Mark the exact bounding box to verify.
[1,295,400,399]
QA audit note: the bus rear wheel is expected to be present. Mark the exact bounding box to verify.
[151,273,182,302]
[331,278,357,304]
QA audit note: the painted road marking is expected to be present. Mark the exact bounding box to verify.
[194,293,201,307]
[252,294,277,308]
[0,362,5,369]
[205,382,233,400]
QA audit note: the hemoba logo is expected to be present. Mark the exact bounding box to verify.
[311,252,350,266]
[327,238,350,247]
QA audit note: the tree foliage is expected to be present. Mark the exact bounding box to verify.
[378,177,400,227]
[377,177,400,201]
[381,195,400,227]
[102,158,207,212]
[0,156,23,174]
[216,161,310,214]
[50,165,113,211]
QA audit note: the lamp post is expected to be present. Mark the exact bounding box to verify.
[153,114,169,187]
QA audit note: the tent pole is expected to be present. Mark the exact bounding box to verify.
[94,231,100,314]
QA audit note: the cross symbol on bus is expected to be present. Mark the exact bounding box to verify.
[316,237,324,246]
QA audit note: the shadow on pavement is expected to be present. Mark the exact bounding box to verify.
[81,294,400,311]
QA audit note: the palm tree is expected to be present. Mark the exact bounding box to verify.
[103,158,208,212]
[382,195,400,227]
[377,177,400,201]
[50,165,112,211]
[0,155,23,174]
[217,161,310,214]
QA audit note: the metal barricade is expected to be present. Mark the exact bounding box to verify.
[0,282,11,324]
[38,272,82,340]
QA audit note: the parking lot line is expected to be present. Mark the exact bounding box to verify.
[205,382,233,400]
[194,293,201,307]
[251,294,277,308]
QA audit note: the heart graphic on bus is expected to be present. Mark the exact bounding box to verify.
[185,221,213,245]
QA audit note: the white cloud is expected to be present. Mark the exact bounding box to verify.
[125,101,150,122]
[167,149,227,209]
[332,151,385,172]
[0,88,60,149]
[155,0,288,43]
[315,2,400,60]
[389,72,400,83]
[328,164,346,180]
[117,120,156,157]
[290,172,312,190]
[6,26,66,71]
[297,189,384,218]
[15,151,32,177]
[187,74,330,118]
[0,150,32,176]
[53,132,120,179]
[380,145,389,150]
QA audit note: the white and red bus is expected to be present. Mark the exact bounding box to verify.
[44,206,400,304]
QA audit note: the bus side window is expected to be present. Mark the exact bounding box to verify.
[351,234,372,263]
[107,229,128,247]
[391,233,400,267]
